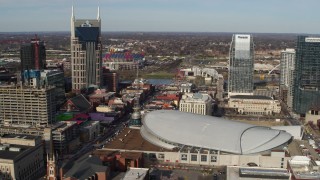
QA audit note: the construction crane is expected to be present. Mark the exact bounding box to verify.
[33,34,40,70]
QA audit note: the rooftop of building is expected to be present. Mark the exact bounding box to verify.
[0,83,55,91]
[122,168,149,180]
[63,94,92,112]
[89,91,115,98]
[83,121,99,128]
[227,166,290,180]
[0,144,31,160]
[1,134,38,140]
[103,127,175,152]
[230,95,273,100]
[155,91,180,96]
[281,48,296,53]
[289,156,320,179]
[41,69,64,76]
[180,83,193,87]
[181,93,212,102]
[63,155,108,179]
[308,102,320,112]
[94,150,143,160]
[104,52,144,61]
[51,121,78,132]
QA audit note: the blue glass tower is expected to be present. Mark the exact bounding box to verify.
[293,36,320,114]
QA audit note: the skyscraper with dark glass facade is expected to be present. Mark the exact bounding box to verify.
[228,34,254,97]
[71,6,102,93]
[293,36,320,114]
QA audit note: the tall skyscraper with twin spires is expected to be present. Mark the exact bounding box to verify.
[70,6,102,93]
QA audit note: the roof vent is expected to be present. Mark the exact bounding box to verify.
[9,147,21,152]
[0,145,7,151]
[3,144,10,147]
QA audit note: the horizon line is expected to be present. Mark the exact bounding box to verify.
[0,31,319,36]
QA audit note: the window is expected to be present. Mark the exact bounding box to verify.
[201,155,207,162]
[191,155,197,161]
[149,153,156,160]
[181,154,187,161]
[211,156,217,162]
[158,154,164,159]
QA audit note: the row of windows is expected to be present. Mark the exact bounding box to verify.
[180,107,207,115]
[233,105,273,110]
[310,110,319,115]
[181,154,217,162]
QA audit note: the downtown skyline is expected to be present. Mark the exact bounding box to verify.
[0,0,320,34]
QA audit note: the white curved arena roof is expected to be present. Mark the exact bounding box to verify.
[141,110,292,155]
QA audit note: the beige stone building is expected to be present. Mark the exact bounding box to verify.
[0,84,57,126]
[179,93,213,115]
[0,134,44,180]
[305,107,320,125]
[228,95,281,115]
[71,6,102,93]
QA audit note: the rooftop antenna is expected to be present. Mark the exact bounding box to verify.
[97,0,101,21]
[71,0,75,20]
[97,6,100,20]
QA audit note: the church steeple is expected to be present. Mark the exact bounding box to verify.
[129,97,142,128]
[47,129,57,180]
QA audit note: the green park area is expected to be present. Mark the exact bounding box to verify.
[142,71,175,79]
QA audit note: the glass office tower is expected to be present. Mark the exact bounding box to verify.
[228,34,254,96]
[71,6,102,93]
[293,36,320,114]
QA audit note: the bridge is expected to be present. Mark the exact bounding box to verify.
[191,66,220,80]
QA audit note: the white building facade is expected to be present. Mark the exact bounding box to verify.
[280,48,295,109]
[228,95,281,115]
[179,93,212,115]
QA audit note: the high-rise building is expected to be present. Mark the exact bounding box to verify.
[23,69,65,107]
[102,68,118,92]
[228,34,254,97]
[293,36,320,114]
[20,37,46,71]
[279,48,295,109]
[40,70,66,106]
[0,84,57,126]
[71,6,102,93]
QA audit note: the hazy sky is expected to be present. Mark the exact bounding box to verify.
[0,0,319,33]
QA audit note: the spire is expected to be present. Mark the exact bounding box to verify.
[71,5,75,20]
[49,128,54,160]
[97,6,100,20]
